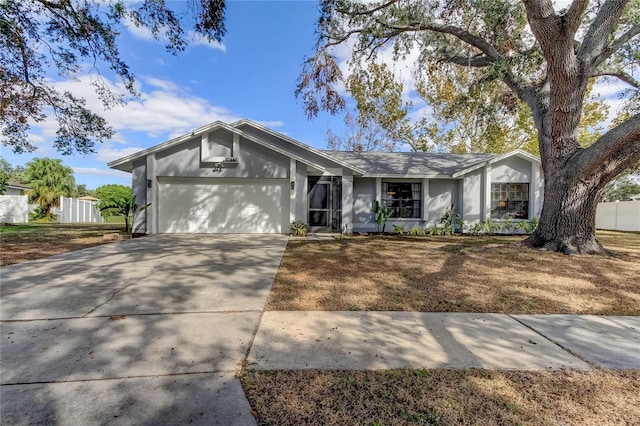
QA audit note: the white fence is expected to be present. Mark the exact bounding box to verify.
[0,195,29,223]
[59,196,104,223]
[596,201,640,232]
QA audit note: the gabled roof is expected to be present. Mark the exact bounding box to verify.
[231,119,366,175]
[325,151,496,178]
[107,119,540,177]
[6,180,31,190]
[108,120,365,174]
[451,149,541,178]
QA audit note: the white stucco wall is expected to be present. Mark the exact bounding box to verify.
[596,201,640,232]
[294,161,308,222]
[0,195,28,223]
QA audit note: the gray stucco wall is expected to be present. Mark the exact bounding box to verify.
[132,159,147,233]
[491,157,531,182]
[462,170,483,225]
[427,179,458,226]
[236,124,347,171]
[154,134,289,179]
[294,161,308,222]
[353,178,376,226]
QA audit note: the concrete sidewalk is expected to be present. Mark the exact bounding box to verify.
[247,312,640,371]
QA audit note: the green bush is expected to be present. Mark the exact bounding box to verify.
[408,225,426,236]
[290,221,310,237]
[392,224,405,234]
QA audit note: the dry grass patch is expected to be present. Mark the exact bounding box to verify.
[0,223,125,266]
[267,231,640,315]
[241,369,640,426]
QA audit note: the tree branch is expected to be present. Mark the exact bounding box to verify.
[591,23,640,69]
[579,0,629,68]
[565,0,590,35]
[591,69,640,88]
[444,54,494,67]
[522,0,561,55]
[336,0,399,17]
[577,112,640,177]
[377,20,503,61]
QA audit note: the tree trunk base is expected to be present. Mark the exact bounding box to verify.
[524,232,607,255]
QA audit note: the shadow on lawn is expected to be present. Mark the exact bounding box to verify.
[267,235,640,315]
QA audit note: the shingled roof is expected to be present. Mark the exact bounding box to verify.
[324,151,497,177]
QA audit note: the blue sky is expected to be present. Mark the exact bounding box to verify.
[2,1,346,189]
[1,0,628,189]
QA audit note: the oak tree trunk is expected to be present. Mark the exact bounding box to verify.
[525,163,606,254]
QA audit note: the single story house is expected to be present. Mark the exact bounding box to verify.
[108,119,543,234]
[3,180,31,196]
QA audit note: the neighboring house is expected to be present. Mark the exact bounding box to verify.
[78,195,100,202]
[108,119,543,234]
[630,193,640,201]
[3,180,31,196]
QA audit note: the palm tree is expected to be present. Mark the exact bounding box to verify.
[23,158,75,220]
[100,194,150,234]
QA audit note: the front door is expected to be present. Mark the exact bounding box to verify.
[308,176,341,232]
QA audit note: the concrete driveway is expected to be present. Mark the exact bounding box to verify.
[0,234,288,425]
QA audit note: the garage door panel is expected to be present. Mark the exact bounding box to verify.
[159,179,288,233]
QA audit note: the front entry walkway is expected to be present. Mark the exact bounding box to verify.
[0,234,289,425]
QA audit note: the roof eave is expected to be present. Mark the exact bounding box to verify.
[107,120,329,174]
[363,174,455,179]
[231,119,367,175]
[451,150,540,178]
[107,120,228,171]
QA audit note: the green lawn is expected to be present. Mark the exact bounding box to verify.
[103,215,127,224]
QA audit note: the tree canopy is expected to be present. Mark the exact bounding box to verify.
[1,0,226,155]
[298,0,640,254]
[23,157,75,219]
[96,183,131,216]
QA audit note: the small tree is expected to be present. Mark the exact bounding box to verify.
[372,200,392,233]
[100,194,150,234]
[0,170,8,194]
[96,184,132,217]
[23,158,75,220]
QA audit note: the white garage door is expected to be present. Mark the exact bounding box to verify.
[159,178,289,233]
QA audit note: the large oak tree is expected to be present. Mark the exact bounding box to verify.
[298,0,640,254]
[1,0,226,155]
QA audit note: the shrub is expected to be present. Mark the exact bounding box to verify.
[525,217,539,234]
[428,225,444,236]
[408,225,426,236]
[392,224,405,235]
[290,221,310,237]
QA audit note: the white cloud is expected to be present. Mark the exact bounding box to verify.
[95,147,146,163]
[73,167,130,179]
[125,18,226,52]
[257,120,285,128]
[187,31,226,52]
[124,20,156,41]
[50,75,244,139]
